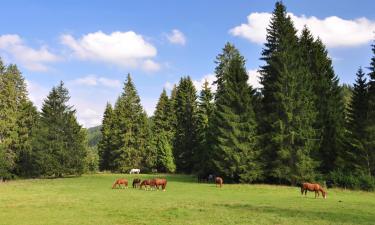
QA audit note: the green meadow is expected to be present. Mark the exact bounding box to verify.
[0,174,374,225]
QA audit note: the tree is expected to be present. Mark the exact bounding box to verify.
[347,68,370,174]
[152,89,176,172]
[111,74,150,172]
[98,103,114,171]
[194,80,214,175]
[299,27,346,173]
[259,2,317,184]
[210,43,261,183]
[366,42,375,176]
[33,81,86,177]
[173,76,199,173]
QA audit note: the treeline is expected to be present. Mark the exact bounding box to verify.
[0,63,98,179]
[97,2,375,190]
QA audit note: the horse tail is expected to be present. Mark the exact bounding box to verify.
[112,180,117,189]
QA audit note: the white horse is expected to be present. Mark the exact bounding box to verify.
[129,168,140,174]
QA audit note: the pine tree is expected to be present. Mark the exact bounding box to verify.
[33,81,86,177]
[111,74,150,172]
[194,80,214,175]
[210,43,260,183]
[260,2,317,184]
[299,27,346,174]
[366,42,375,176]
[173,76,198,173]
[347,68,370,174]
[98,103,114,171]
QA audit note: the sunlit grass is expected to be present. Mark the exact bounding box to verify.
[0,174,374,225]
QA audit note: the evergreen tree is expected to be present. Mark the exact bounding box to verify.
[152,89,176,172]
[210,43,260,183]
[347,68,370,174]
[111,74,150,172]
[366,42,375,176]
[260,2,317,184]
[299,27,346,173]
[173,76,198,173]
[194,80,214,175]
[98,103,114,171]
[33,82,86,177]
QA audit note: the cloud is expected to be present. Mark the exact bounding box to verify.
[247,69,262,89]
[192,74,217,92]
[26,80,50,109]
[0,34,60,71]
[69,75,121,88]
[61,31,161,71]
[230,12,375,48]
[166,29,186,45]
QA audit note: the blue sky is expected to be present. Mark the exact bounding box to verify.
[0,0,374,127]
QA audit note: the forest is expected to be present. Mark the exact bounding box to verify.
[1,2,374,191]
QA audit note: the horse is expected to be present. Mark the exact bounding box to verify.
[215,177,223,188]
[140,179,156,190]
[154,178,167,191]
[129,168,140,174]
[132,178,141,188]
[112,178,128,189]
[301,182,327,199]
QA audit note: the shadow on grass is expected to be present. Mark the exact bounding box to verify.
[214,202,375,224]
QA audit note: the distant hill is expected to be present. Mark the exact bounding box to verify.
[87,125,102,147]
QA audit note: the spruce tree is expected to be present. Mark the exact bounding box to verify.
[33,81,86,177]
[260,2,317,184]
[98,102,114,171]
[210,43,260,183]
[173,76,198,173]
[152,89,176,172]
[111,74,150,172]
[299,27,346,173]
[347,68,370,174]
[194,80,214,175]
[366,42,375,176]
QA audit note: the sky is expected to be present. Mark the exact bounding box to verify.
[0,0,374,128]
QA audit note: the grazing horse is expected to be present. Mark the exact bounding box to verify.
[129,168,140,174]
[112,178,128,189]
[301,182,327,199]
[132,178,141,188]
[215,177,223,188]
[140,179,155,190]
[154,178,167,191]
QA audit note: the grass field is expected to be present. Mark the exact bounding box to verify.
[0,174,374,225]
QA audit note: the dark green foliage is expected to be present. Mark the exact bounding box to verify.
[194,80,214,175]
[84,146,99,173]
[260,2,317,184]
[110,74,150,173]
[32,82,86,177]
[152,89,176,172]
[98,103,114,171]
[299,27,346,174]
[173,76,199,173]
[210,43,261,183]
[328,170,375,191]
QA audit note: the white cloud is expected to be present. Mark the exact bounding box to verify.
[230,12,375,48]
[192,74,217,92]
[69,75,121,88]
[166,29,186,45]
[26,80,50,109]
[247,69,262,89]
[61,31,161,71]
[0,34,60,71]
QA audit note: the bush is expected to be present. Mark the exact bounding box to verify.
[328,170,375,191]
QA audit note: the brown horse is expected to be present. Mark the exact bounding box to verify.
[132,178,141,188]
[215,177,223,188]
[112,178,128,189]
[301,182,327,199]
[140,179,156,190]
[154,178,167,191]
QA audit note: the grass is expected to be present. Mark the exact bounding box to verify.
[0,174,374,225]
